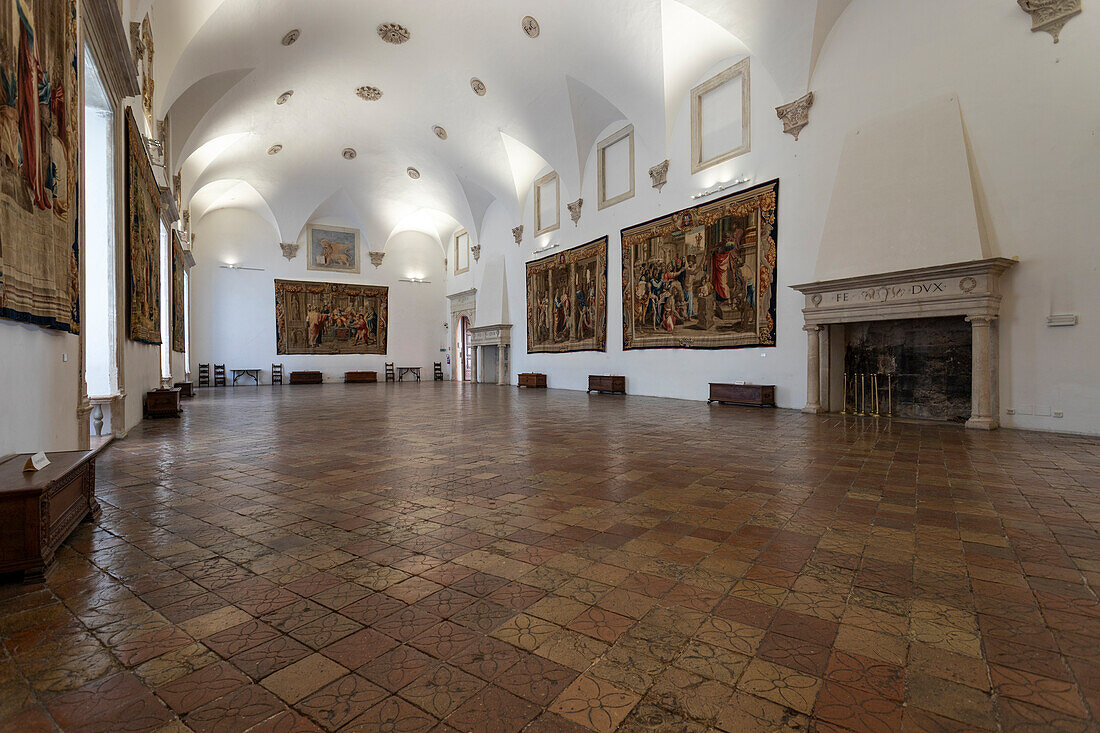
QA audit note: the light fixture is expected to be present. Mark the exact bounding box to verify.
[691,175,754,201]
[220,263,265,271]
[400,277,432,284]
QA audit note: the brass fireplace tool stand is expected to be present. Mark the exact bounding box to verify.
[841,373,894,417]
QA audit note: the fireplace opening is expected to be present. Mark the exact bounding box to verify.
[843,317,972,422]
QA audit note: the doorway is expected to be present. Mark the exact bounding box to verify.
[458,316,473,381]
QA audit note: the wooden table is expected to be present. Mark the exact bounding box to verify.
[708,383,776,408]
[145,388,182,418]
[588,375,626,394]
[232,368,261,385]
[518,373,547,388]
[398,367,422,382]
[0,449,102,583]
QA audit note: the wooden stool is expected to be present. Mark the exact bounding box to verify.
[214,364,227,387]
[198,364,211,387]
[434,363,444,381]
[385,363,396,382]
[272,364,284,385]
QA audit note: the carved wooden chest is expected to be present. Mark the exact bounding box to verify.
[708,383,776,407]
[0,450,102,583]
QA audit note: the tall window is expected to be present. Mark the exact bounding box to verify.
[83,48,117,399]
[160,222,171,380]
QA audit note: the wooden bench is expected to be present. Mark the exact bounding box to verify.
[290,371,323,385]
[518,373,547,388]
[708,383,776,408]
[345,371,378,383]
[588,375,626,395]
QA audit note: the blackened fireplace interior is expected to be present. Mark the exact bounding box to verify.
[843,316,972,422]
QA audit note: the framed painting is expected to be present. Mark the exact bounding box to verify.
[171,231,185,352]
[622,179,778,350]
[307,224,360,274]
[125,109,162,345]
[0,0,80,334]
[526,236,608,354]
[275,279,388,355]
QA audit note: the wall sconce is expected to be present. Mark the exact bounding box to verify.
[219,263,265,271]
[691,175,754,201]
[400,277,432,284]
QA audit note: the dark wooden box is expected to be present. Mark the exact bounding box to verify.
[708,383,776,408]
[175,381,194,398]
[345,371,378,383]
[290,371,324,385]
[0,450,101,583]
[518,373,547,388]
[588,375,626,394]
[145,388,182,418]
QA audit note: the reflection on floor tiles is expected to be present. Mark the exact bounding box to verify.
[1,383,1098,731]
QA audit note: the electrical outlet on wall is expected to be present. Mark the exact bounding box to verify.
[62,353,68,362]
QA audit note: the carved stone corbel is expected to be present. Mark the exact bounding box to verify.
[279,242,299,261]
[471,245,481,262]
[649,160,669,192]
[1018,0,1082,42]
[512,225,524,245]
[567,199,583,226]
[369,251,386,268]
[776,92,814,141]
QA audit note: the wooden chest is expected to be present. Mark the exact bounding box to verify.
[290,371,324,385]
[0,450,102,583]
[588,375,626,394]
[708,383,776,407]
[345,371,378,383]
[145,388,182,418]
[518,373,547,388]
[175,381,194,398]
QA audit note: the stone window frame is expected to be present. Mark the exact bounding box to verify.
[597,124,635,210]
[691,57,751,174]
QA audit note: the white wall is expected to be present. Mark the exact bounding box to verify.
[447,0,1100,435]
[0,325,81,456]
[189,209,446,381]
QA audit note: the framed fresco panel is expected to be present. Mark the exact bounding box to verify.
[526,236,608,354]
[126,109,162,345]
[0,0,80,333]
[275,279,388,355]
[307,224,361,274]
[622,179,778,351]
[171,232,185,352]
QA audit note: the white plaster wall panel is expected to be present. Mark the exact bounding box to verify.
[0,327,80,457]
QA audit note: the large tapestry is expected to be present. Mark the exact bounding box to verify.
[275,279,388,355]
[622,179,778,350]
[171,231,184,352]
[126,109,161,344]
[0,0,80,333]
[526,236,608,354]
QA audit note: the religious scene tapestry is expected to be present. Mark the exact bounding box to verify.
[526,236,608,353]
[171,232,185,352]
[126,109,161,344]
[622,179,778,350]
[275,279,388,355]
[0,0,80,333]
[307,224,360,274]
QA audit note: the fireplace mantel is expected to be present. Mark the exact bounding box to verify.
[791,258,1017,430]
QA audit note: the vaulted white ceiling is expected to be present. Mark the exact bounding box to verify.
[141,0,850,250]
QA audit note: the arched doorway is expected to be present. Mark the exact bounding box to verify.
[458,316,473,381]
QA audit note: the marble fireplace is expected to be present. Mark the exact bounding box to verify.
[793,258,1015,429]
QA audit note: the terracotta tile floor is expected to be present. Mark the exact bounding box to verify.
[2,383,1099,732]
